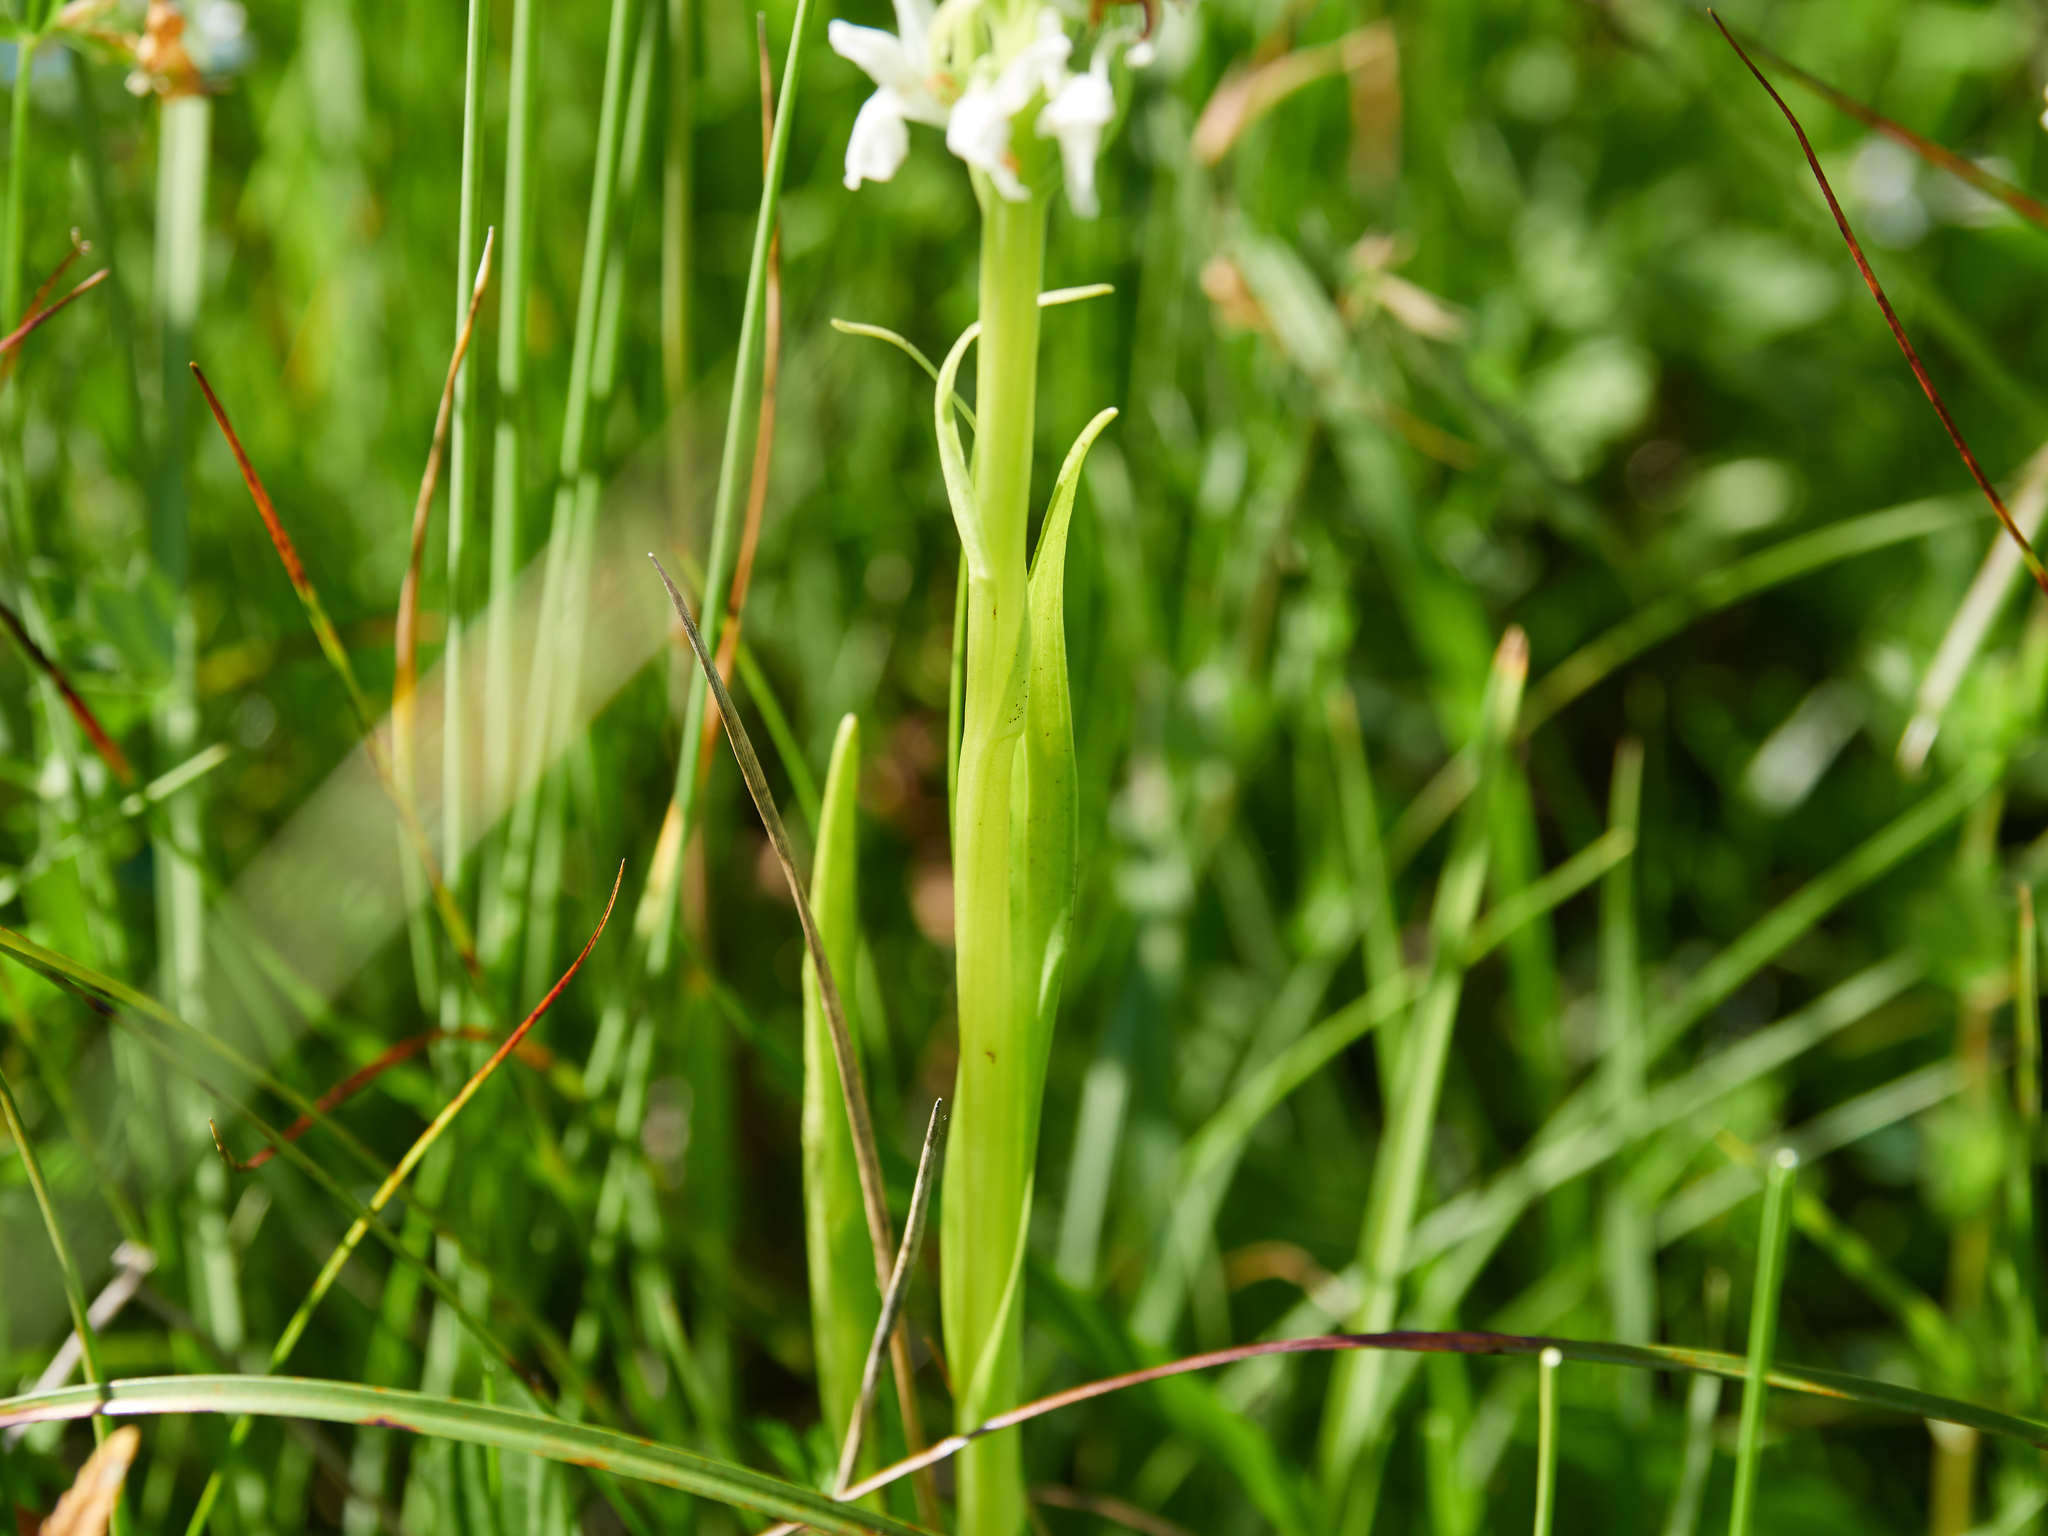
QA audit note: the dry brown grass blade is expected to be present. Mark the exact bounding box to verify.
[191,363,485,983]
[36,1424,139,1536]
[394,227,496,782]
[652,555,939,1515]
[0,598,135,786]
[833,1098,947,1495]
[1710,11,2048,597]
[695,22,783,785]
[214,1025,555,1172]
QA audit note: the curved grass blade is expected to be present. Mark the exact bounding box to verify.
[749,1323,2048,1533]
[1710,17,2048,234]
[0,1378,927,1536]
[1711,11,2048,595]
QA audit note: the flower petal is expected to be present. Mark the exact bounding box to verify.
[845,89,912,189]
[947,84,1028,200]
[829,19,918,93]
[1038,65,1114,216]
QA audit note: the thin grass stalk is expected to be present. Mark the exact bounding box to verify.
[444,0,492,974]
[519,0,658,1009]
[652,558,934,1508]
[1660,1272,1729,1536]
[482,0,539,919]
[1531,1348,1561,1536]
[1728,1148,1799,1536]
[493,0,640,977]
[1600,739,1652,1424]
[2012,886,2043,1412]
[1319,629,1527,1536]
[1326,684,1403,1082]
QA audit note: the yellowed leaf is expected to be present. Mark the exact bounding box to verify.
[38,1426,139,1536]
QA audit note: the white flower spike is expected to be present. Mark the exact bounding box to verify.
[831,0,1132,206]
[1039,54,1114,217]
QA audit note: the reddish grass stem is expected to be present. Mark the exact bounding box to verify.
[0,598,135,785]
[1710,10,2048,596]
[394,228,496,769]
[1719,20,2048,235]
[190,363,485,982]
[211,1026,555,1172]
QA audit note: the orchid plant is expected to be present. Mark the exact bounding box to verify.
[815,3,1146,1534]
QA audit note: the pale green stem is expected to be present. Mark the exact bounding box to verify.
[943,184,1047,1536]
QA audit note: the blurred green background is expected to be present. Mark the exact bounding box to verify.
[10,0,2048,1530]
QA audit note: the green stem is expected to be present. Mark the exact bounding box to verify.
[943,185,1047,1536]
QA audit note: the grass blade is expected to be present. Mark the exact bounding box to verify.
[1531,1348,1561,1536]
[0,1378,926,1536]
[651,555,932,1503]
[1319,627,1527,1528]
[835,1098,949,1495]
[1728,1148,1799,1536]
[806,713,883,1470]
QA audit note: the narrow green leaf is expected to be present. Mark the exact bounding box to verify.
[1320,628,1528,1529]
[1729,1149,1799,1536]
[805,714,880,1462]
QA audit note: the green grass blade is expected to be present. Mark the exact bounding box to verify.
[1729,1149,1799,1536]
[805,714,880,1461]
[0,1377,927,1536]
[1531,1347,1561,1536]
[1319,627,1527,1529]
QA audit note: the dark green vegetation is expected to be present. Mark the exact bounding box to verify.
[8,0,2048,1531]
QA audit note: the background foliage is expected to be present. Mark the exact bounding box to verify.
[8,0,2048,1531]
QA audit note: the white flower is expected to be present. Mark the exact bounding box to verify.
[844,90,914,188]
[947,12,1071,201]
[946,84,1029,200]
[829,0,952,190]
[1038,56,1114,216]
